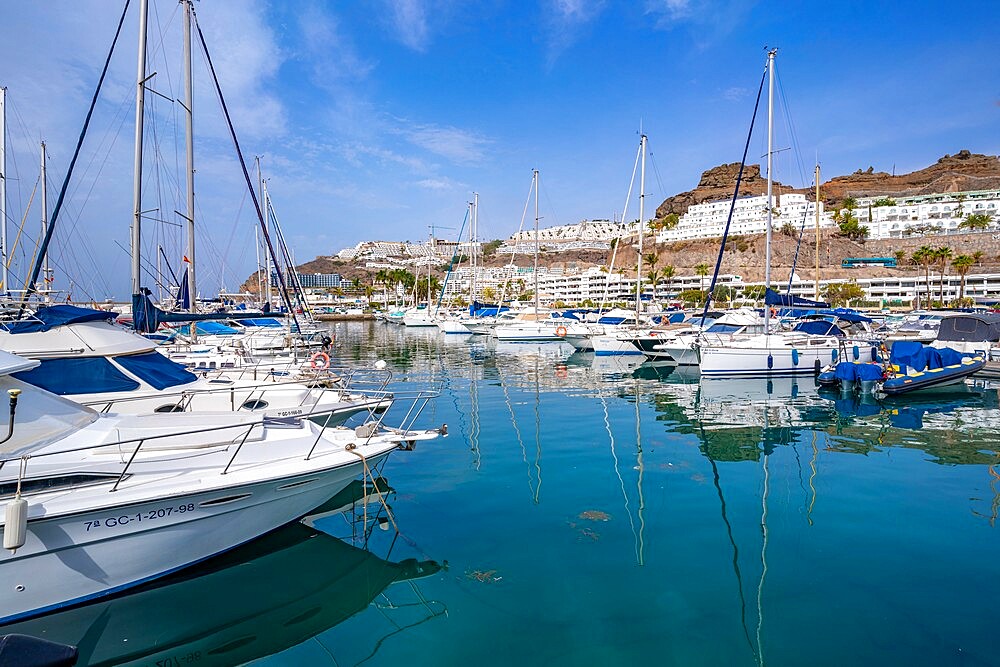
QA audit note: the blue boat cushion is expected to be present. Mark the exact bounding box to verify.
[114,351,198,390]
[12,357,140,395]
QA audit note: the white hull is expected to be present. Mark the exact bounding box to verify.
[0,466,374,624]
[494,323,563,342]
[437,320,472,334]
[592,335,643,356]
[700,335,877,377]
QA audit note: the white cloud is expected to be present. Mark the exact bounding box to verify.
[723,86,750,102]
[385,0,431,52]
[399,123,491,165]
[544,0,607,67]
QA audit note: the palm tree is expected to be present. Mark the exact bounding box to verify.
[646,270,660,301]
[951,254,975,302]
[660,265,675,300]
[934,246,952,304]
[973,250,985,267]
[694,263,710,293]
[911,246,935,308]
[959,212,993,230]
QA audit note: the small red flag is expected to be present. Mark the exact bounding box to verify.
[182,256,191,263]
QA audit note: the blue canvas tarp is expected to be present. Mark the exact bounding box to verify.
[114,351,198,390]
[764,288,829,309]
[4,305,118,334]
[12,357,140,395]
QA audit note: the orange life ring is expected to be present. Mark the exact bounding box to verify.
[310,351,331,371]
[555,365,568,378]
[555,326,567,337]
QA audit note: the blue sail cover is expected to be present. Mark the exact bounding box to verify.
[114,351,198,390]
[764,288,829,309]
[131,291,275,334]
[235,318,283,327]
[12,357,140,395]
[3,305,118,334]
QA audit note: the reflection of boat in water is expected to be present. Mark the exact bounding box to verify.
[0,486,443,666]
[822,384,996,431]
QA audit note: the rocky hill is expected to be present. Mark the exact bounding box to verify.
[655,150,1000,218]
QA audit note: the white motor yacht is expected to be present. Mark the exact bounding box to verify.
[0,350,444,624]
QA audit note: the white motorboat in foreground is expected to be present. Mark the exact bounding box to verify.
[0,350,444,625]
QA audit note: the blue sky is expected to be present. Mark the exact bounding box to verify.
[1,0,997,300]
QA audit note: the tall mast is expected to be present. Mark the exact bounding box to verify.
[0,87,7,294]
[130,0,149,296]
[471,192,478,302]
[637,133,646,320]
[40,142,49,298]
[764,49,775,293]
[257,156,270,307]
[814,163,821,301]
[182,0,197,319]
[533,169,539,314]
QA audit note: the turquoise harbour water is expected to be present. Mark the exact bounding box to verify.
[6,321,1000,666]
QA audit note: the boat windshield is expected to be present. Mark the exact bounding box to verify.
[0,376,99,458]
[705,323,744,334]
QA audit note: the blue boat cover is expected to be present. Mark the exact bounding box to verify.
[888,341,925,368]
[235,318,283,327]
[114,351,198,390]
[793,320,843,336]
[3,305,118,334]
[178,321,240,336]
[12,357,140,395]
[764,288,829,308]
[892,343,964,371]
[832,362,884,382]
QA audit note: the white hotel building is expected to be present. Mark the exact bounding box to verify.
[852,189,1000,238]
[657,193,831,242]
[656,189,1000,244]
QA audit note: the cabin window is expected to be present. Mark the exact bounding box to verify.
[12,357,140,395]
[241,399,269,410]
[0,473,122,499]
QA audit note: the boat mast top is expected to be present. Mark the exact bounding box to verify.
[40,142,49,300]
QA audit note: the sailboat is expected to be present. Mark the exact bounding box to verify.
[698,50,877,377]
[494,170,564,342]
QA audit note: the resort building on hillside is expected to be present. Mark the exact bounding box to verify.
[656,193,831,243]
[509,219,638,243]
[653,189,1000,244]
[851,189,1000,238]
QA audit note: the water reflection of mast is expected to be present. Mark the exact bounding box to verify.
[633,375,646,565]
[497,354,541,502]
[602,394,641,564]
[469,363,482,471]
[697,406,756,660]
[532,355,543,504]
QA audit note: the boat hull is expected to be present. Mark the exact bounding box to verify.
[0,454,388,625]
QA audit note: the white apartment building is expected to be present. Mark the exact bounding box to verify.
[509,219,638,243]
[852,189,1000,238]
[657,193,830,243]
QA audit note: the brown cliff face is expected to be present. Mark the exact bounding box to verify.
[655,163,796,218]
[655,151,1000,218]
[818,150,1000,202]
